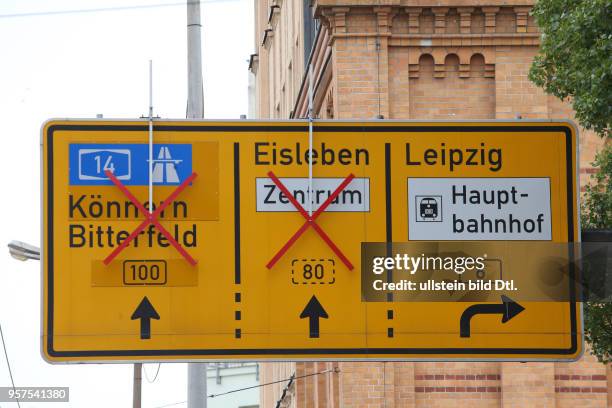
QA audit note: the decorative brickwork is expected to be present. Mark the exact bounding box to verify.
[408,53,495,119]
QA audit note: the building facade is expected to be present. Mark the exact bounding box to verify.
[207,363,259,408]
[250,1,610,407]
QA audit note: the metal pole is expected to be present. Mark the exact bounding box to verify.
[187,0,204,118]
[188,364,207,408]
[186,1,206,408]
[308,65,314,216]
[148,60,154,209]
[133,363,142,408]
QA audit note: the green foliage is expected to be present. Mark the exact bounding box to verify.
[584,303,612,363]
[531,0,612,361]
[582,145,612,229]
[529,0,612,138]
[581,145,612,363]
[534,0,612,360]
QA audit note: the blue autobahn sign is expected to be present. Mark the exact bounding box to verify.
[69,144,192,186]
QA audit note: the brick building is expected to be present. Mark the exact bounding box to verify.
[249,1,610,407]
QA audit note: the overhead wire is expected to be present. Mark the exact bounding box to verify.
[152,367,339,408]
[154,401,186,408]
[208,367,336,398]
[0,322,20,408]
[144,363,161,383]
[0,0,239,19]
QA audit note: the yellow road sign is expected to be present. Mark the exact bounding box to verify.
[42,120,582,362]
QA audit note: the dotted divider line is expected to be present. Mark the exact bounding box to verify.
[234,291,241,339]
[387,308,394,338]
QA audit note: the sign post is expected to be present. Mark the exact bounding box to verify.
[42,120,582,362]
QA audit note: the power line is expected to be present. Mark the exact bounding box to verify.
[144,363,161,383]
[208,367,336,398]
[0,0,239,19]
[0,322,20,408]
[152,367,339,408]
[154,401,186,408]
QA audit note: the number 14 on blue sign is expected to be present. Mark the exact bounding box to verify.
[68,143,193,186]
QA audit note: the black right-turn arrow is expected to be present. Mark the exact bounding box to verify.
[300,295,328,338]
[460,295,524,338]
[131,296,160,340]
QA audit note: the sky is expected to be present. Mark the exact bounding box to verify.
[0,0,253,406]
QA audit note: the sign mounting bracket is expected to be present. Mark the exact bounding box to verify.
[148,60,154,209]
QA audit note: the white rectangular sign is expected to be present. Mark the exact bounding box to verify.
[408,178,552,240]
[256,177,370,212]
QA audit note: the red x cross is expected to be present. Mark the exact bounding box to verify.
[266,171,355,270]
[103,170,198,266]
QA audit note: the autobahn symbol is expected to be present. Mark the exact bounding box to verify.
[151,146,182,183]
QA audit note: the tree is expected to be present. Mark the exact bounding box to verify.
[581,145,612,364]
[529,0,611,138]
[582,145,612,229]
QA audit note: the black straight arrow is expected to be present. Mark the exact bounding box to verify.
[300,295,328,338]
[131,296,160,340]
[460,295,524,338]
